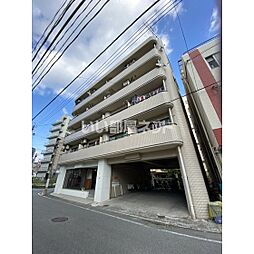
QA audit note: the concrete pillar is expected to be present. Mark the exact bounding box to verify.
[54,166,66,194]
[94,159,112,202]
[158,40,210,219]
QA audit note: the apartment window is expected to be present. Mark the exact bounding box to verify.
[205,55,219,69]
[214,52,221,65]
[63,169,82,190]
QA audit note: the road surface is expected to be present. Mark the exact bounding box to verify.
[32,189,222,254]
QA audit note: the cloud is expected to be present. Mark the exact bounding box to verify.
[170,2,184,20]
[62,107,68,115]
[32,0,180,101]
[209,8,221,34]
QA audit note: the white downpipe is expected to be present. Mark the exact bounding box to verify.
[168,108,174,124]
[177,146,196,219]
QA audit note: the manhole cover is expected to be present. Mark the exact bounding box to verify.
[51,217,68,222]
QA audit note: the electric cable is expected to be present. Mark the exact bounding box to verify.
[35,0,183,124]
[32,0,95,77]
[33,0,77,60]
[33,0,69,52]
[32,0,88,71]
[35,0,181,123]
[32,0,110,90]
[32,0,162,121]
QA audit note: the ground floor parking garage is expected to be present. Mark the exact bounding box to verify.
[106,158,189,218]
[54,148,208,219]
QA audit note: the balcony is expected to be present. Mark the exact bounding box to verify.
[69,67,166,129]
[38,164,49,172]
[75,37,157,103]
[42,154,52,163]
[65,91,172,144]
[51,125,61,132]
[48,131,59,139]
[42,147,54,155]
[59,124,183,165]
[52,119,62,126]
[45,138,57,147]
[73,47,161,115]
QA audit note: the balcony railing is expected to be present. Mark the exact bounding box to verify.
[73,47,161,114]
[51,126,61,132]
[74,37,157,105]
[45,138,57,147]
[69,67,166,129]
[59,124,182,165]
[38,164,49,172]
[48,131,59,139]
[42,154,52,163]
[42,147,54,154]
[65,90,171,144]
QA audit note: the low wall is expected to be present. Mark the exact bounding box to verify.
[59,188,89,199]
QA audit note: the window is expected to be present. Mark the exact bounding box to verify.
[63,169,82,190]
[214,52,221,65]
[205,55,219,69]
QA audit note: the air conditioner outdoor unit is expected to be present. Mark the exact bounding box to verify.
[123,80,130,87]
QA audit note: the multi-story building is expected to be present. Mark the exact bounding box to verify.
[54,37,210,219]
[37,115,70,179]
[179,37,222,196]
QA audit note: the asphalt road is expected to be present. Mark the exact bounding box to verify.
[33,189,222,254]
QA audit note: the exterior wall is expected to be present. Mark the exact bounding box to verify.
[54,161,98,196]
[158,40,209,219]
[65,91,172,144]
[181,37,222,180]
[57,37,210,219]
[40,115,70,175]
[60,125,182,164]
[69,68,165,128]
[73,47,161,115]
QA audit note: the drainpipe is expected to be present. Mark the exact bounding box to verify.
[177,146,196,219]
[168,108,174,124]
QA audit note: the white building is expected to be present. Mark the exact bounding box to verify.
[54,37,210,219]
[37,115,70,178]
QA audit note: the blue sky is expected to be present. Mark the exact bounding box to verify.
[32,0,220,159]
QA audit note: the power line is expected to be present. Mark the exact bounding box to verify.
[36,0,182,124]
[32,0,69,52]
[32,0,88,72]
[32,0,161,121]
[32,0,95,77]
[32,0,101,82]
[32,0,110,90]
[32,0,77,61]
[41,34,218,125]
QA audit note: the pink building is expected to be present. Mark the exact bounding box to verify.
[180,37,222,198]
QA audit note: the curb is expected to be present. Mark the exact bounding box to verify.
[48,193,222,234]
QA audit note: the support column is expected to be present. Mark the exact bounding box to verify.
[53,166,66,194]
[94,159,112,202]
[177,146,196,219]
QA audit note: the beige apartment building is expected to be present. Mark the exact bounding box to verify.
[180,37,222,199]
[37,115,70,178]
[54,37,210,219]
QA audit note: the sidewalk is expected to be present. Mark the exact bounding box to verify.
[50,192,222,234]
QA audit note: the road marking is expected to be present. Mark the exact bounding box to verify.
[39,194,222,244]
